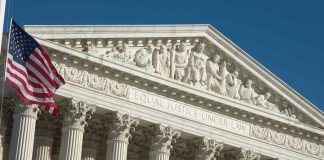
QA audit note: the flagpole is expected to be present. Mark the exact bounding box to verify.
[0,0,6,53]
[0,0,11,130]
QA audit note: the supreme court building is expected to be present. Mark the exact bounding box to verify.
[0,24,324,160]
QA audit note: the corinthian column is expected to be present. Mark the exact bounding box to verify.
[33,113,54,160]
[101,112,139,160]
[223,148,261,160]
[145,124,181,160]
[58,99,96,160]
[81,121,102,160]
[8,102,40,160]
[188,137,223,160]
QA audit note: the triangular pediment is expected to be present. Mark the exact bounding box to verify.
[22,24,324,134]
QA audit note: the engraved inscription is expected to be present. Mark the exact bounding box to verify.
[129,88,251,136]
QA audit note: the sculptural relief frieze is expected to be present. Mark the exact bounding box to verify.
[69,40,300,121]
[250,124,324,158]
[52,61,129,98]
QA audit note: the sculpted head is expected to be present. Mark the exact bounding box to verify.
[221,61,227,67]
[282,100,289,108]
[196,42,205,53]
[233,71,239,77]
[160,45,168,53]
[121,43,128,52]
[246,79,253,88]
[212,54,221,63]
[265,92,272,99]
[111,47,117,52]
[178,42,187,52]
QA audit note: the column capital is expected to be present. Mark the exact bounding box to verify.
[144,124,181,155]
[188,137,223,160]
[59,98,96,130]
[223,148,261,160]
[101,112,139,142]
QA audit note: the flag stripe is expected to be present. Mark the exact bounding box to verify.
[37,46,65,84]
[34,47,64,86]
[6,20,64,116]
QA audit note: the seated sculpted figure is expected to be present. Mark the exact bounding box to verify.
[187,42,209,86]
[256,92,280,112]
[153,45,171,77]
[171,42,190,81]
[133,44,154,70]
[115,43,133,63]
[239,79,258,104]
[225,71,242,99]
[207,54,228,95]
[106,47,119,59]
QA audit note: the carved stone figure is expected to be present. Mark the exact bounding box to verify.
[187,42,209,86]
[153,45,171,77]
[106,47,119,59]
[115,43,133,63]
[207,56,229,95]
[281,100,296,118]
[207,54,221,91]
[256,92,280,112]
[239,79,258,104]
[134,44,154,70]
[171,42,190,81]
[88,43,98,54]
[225,71,242,99]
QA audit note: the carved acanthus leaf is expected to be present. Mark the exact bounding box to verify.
[144,124,181,154]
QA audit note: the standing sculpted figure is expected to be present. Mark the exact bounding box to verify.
[256,92,280,112]
[187,42,209,86]
[153,45,171,77]
[225,71,242,99]
[115,43,133,63]
[171,42,190,81]
[239,79,258,104]
[206,54,228,94]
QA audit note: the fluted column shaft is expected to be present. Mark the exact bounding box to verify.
[106,140,128,160]
[58,99,95,160]
[149,151,170,160]
[0,125,6,160]
[101,112,138,160]
[82,148,97,160]
[59,127,84,160]
[33,136,53,160]
[8,104,39,160]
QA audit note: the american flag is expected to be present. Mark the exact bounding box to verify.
[5,20,65,116]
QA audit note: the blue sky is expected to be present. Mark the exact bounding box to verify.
[4,0,324,110]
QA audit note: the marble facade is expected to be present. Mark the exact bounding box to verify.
[0,24,324,160]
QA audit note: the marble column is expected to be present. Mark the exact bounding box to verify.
[81,121,102,160]
[33,114,54,160]
[58,99,96,160]
[8,103,40,160]
[0,125,6,160]
[188,137,223,160]
[145,124,181,160]
[223,148,261,160]
[101,112,139,160]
